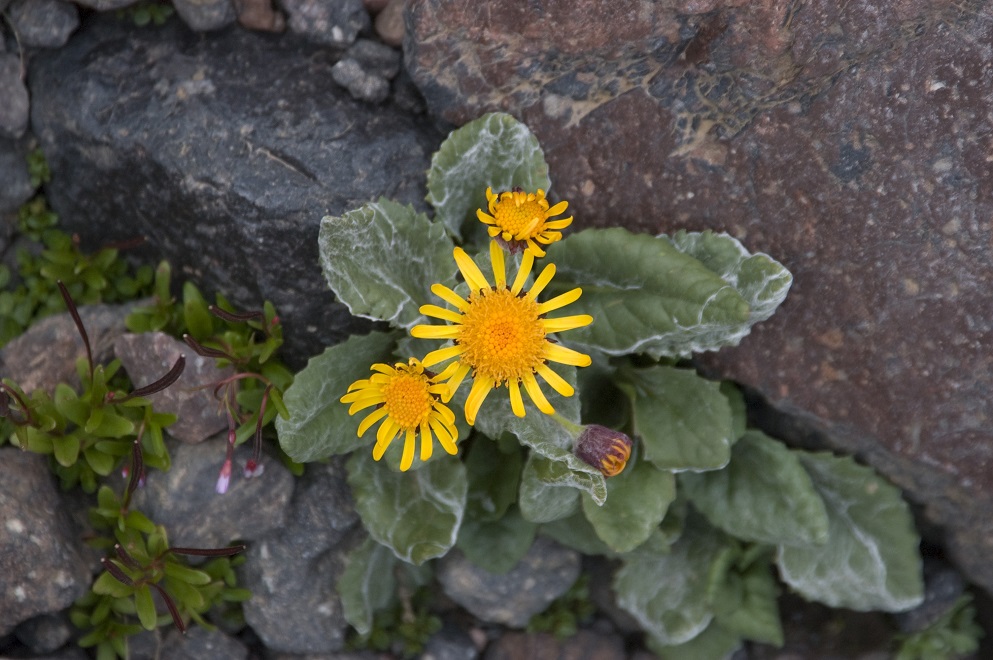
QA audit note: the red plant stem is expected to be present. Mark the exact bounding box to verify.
[114,355,186,403]
[166,544,247,557]
[57,281,93,383]
[208,305,264,324]
[150,583,186,634]
[101,558,136,587]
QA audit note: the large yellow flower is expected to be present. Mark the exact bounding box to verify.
[340,358,460,471]
[411,241,593,425]
[475,187,572,258]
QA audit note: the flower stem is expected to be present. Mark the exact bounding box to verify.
[549,412,583,439]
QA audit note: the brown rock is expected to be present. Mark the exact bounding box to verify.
[374,0,404,48]
[235,0,285,32]
[405,0,993,596]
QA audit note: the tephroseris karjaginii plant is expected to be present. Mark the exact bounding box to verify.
[276,113,925,655]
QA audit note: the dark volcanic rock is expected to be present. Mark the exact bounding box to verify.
[280,0,370,47]
[405,0,993,595]
[0,53,29,139]
[0,135,35,213]
[28,15,444,365]
[172,0,238,32]
[7,0,79,49]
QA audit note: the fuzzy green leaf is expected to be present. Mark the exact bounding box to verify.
[614,517,729,646]
[666,230,792,326]
[544,228,752,358]
[276,331,398,463]
[465,436,524,522]
[710,555,783,646]
[680,431,830,546]
[347,450,467,565]
[318,199,456,329]
[518,454,581,523]
[582,459,676,553]
[338,537,398,636]
[456,507,537,574]
[623,366,733,472]
[134,586,158,631]
[648,621,742,660]
[426,112,551,240]
[776,452,924,611]
[540,512,615,557]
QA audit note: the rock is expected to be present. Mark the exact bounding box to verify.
[131,438,295,548]
[894,558,969,633]
[0,53,28,139]
[0,449,91,637]
[363,0,390,14]
[114,332,233,443]
[483,630,626,660]
[7,0,79,49]
[73,0,138,9]
[332,58,390,103]
[280,0,370,47]
[404,0,993,598]
[239,460,359,653]
[128,625,249,659]
[29,14,444,365]
[437,537,580,628]
[235,0,285,32]
[423,621,479,660]
[172,0,238,32]
[0,303,136,395]
[347,38,401,80]
[13,612,74,654]
[373,0,403,48]
[0,136,35,214]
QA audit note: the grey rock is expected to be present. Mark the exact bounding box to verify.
[437,537,580,627]
[13,612,74,654]
[8,0,79,49]
[172,0,237,32]
[894,558,968,633]
[423,622,479,660]
[73,0,138,9]
[346,38,400,80]
[131,438,295,548]
[128,625,249,659]
[280,0,370,47]
[483,630,626,660]
[29,14,443,366]
[332,58,390,103]
[0,135,35,213]
[0,53,28,139]
[114,332,233,443]
[239,463,359,653]
[0,449,91,636]
[0,302,136,395]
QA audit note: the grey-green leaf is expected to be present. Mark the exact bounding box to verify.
[711,559,783,646]
[775,452,924,611]
[666,230,792,326]
[582,459,676,553]
[347,450,467,565]
[338,537,398,636]
[623,366,733,472]
[647,621,742,660]
[465,436,524,522]
[518,454,581,523]
[318,199,456,329]
[614,517,729,646]
[456,507,537,574]
[680,430,830,546]
[276,331,398,463]
[543,228,751,359]
[426,112,551,240]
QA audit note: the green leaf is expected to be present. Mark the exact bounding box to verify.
[92,570,132,598]
[540,512,615,556]
[318,199,456,329]
[134,586,157,630]
[53,434,81,467]
[710,557,783,646]
[426,112,550,240]
[275,331,398,463]
[338,537,397,636]
[84,446,117,476]
[719,381,747,442]
[614,517,729,646]
[648,621,742,660]
[182,282,214,340]
[582,459,675,553]
[543,228,751,359]
[456,507,536,574]
[622,366,733,472]
[163,562,212,586]
[775,452,924,611]
[665,230,792,326]
[679,431,830,546]
[347,450,467,565]
[91,411,135,438]
[518,454,581,523]
[464,436,524,522]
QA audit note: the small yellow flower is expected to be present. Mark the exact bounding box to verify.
[475,187,573,258]
[411,241,593,425]
[340,358,460,471]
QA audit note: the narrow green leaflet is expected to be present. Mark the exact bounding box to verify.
[614,517,729,646]
[318,199,456,329]
[581,459,675,553]
[543,228,751,358]
[276,331,398,463]
[338,537,398,636]
[426,112,551,240]
[622,366,733,472]
[666,230,792,325]
[456,507,537,574]
[518,454,581,523]
[346,450,467,565]
[680,431,829,546]
[776,452,924,611]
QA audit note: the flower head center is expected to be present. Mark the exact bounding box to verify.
[491,191,546,239]
[381,372,434,429]
[457,288,546,384]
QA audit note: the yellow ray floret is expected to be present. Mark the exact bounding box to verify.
[475,187,573,257]
[411,241,593,425]
[340,358,460,471]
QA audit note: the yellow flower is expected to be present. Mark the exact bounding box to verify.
[411,241,593,425]
[475,187,573,258]
[340,358,460,471]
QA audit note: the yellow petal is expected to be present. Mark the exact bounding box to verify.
[546,200,569,216]
[421,344,463,368]
[465,376,494,425]
[537,288,582,314]
[411,324,461,340]
[509,379,525,417]
[525,240,546,258]
[419,423,433,462]
[490,240,506,289]
[454,247,490,292]
[357,406,389,436]
[420,304,463,324]
[429,417,459,455]
[543,342,592,367]
[543,217,573,229]
[431,283,469,311]
[476,208,496,224]
[536,363,574,397]
[377,417,399,447]
[521,373,554,414]
[400,428,416,471]
[511,250,534,295]
[543,314,594,334]
[347,395,385,414]
[444,362,472,402]
[528,263,556,299]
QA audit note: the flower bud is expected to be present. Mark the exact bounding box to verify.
[574,425,633,477]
